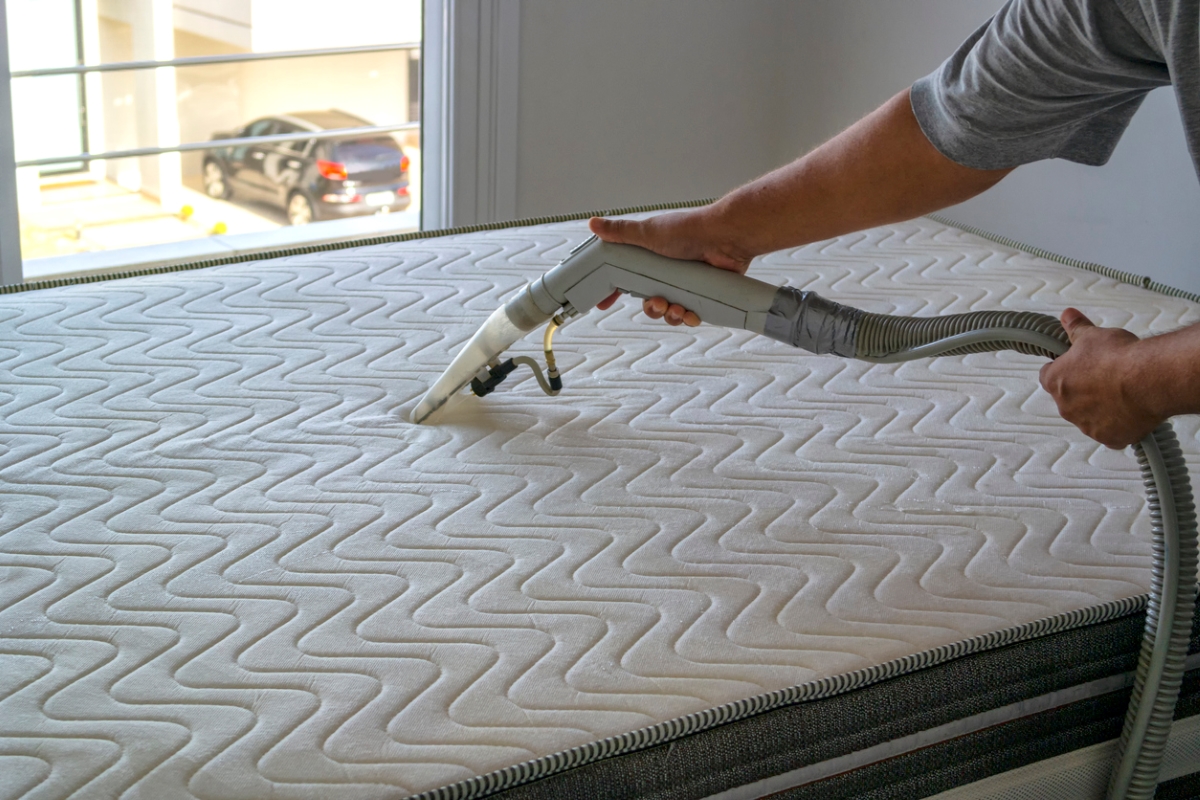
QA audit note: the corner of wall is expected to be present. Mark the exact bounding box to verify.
[422,0,520,229]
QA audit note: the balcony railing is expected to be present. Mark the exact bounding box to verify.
[10,42,420,169]
[0,36,422,283]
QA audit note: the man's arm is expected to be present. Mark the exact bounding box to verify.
[591,88,1012,325]
[589,88,1200,447]
[1040,308,1200,448]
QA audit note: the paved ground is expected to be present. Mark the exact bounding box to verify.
[20,180,276,261]
[19,146,422,265]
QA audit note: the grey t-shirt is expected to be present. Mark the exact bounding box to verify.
[911,0,1200,173]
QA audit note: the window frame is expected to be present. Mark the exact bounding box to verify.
[420,0,519,230]
[0,0,20,285]
[0,5,424,285]
[0,0,522,285]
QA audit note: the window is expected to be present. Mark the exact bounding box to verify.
[1,0,421,284]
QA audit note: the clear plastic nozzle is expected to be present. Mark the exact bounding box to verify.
[410,304,528,424]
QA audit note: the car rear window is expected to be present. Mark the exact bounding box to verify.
[330,137,402,169]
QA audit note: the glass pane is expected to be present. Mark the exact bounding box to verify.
[8,0,421,275]
[7,0,85,174]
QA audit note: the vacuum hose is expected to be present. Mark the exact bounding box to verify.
[803,293,1197,800]
[415,238,1196,797]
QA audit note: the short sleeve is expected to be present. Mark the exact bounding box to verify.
[911,0,1171,169]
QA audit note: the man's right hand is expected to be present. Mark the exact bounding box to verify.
[588,209,752,327]
[586,87,1014,328]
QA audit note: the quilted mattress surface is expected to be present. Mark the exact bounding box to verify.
[1,216,1198,800]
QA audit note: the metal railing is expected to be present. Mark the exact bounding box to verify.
[10,42,418,78]
[11,42,420,169]
[17,122,420,169]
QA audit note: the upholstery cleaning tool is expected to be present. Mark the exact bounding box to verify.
[411,235,1197,800]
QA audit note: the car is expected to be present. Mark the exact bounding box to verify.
[202,110,411,225]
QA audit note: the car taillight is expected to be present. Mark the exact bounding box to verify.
[316,160,348,180]
[400,154,410,172]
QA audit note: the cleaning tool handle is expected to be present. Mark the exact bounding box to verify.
[532,236,781,331]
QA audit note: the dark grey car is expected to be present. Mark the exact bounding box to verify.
[203,110,411,225]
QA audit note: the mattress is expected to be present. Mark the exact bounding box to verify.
[1,215,1198,800]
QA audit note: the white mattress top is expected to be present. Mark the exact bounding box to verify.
[1,217,1197,799]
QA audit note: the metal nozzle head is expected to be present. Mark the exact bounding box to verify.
[505,281,556,331]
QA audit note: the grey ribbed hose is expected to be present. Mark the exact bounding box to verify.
[852,310,1198,800]
[855,309,1069,360]
[1110,426,1197,800]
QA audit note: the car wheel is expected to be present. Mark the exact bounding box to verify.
[203,160,231,199]
[287,193,315,225]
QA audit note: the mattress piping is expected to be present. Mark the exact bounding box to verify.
[407,595,1167,800]
[3,202,1198,307]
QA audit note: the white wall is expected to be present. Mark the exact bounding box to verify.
[944,89,1200,295]
[514,0,789,217]
[780,1,1003,150]
[249,0,419,50]
[170,0,421,51]
[781,0,1200,296]
[510,1,1002,218]
[512,0,1200,296]
[174,0,251,49]
[97,16,139,188]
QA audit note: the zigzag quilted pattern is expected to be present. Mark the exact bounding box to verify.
[1,217,1197,799]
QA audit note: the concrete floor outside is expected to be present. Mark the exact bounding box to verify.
[20,146,421,265]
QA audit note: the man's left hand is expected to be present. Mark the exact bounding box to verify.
[1038,308,1162,449]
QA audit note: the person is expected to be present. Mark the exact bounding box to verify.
[588,0,1200,450]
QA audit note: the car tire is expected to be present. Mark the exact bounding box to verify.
[203,160,232,200]
[286,192,316,225]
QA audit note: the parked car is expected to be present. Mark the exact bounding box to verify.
[202,110,411,225]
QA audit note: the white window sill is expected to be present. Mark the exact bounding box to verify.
[22,209,420,284]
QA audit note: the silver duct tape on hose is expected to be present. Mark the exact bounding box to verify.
[761,287,862,356]
[757,288,1071,361]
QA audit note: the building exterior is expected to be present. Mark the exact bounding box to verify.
[10,0,418,217]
